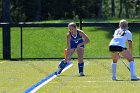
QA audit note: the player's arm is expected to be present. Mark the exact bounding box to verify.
[55,33,71,76]
[65,32,71,62]
[78,31,90,48]
[128,40,133,56]
[127,31,133,56]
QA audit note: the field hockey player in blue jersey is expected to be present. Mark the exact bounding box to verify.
[55,22,90,77]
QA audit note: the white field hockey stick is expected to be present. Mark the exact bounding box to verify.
[118,53,130,71]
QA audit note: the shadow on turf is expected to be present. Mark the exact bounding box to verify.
[58,74,92,77]
[115,79,140,81]
[73,74,93,77]
[115,79,130,81]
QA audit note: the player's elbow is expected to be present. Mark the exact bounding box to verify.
[88,39,90,43]
[86,38,90,44]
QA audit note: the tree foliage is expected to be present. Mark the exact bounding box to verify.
[0,0,2,21]
[0,0,140,22]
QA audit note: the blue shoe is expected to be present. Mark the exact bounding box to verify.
[80,72,85,76]
[55,72,60,77]
[112,76,117,81]
[131,76,140,81]
[55,60,67,77]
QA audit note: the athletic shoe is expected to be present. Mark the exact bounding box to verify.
[112,76,117,81]
[56,74,60,77]
[54,72,57,75]
[54,72,60,77]
[80,72,85,76]
[131,76,140,81]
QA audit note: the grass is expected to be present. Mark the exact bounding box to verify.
[0,26,139,59]
[0,60,58,93]
[0,59,140,93]
[10,27,68,58]
[11,27,140,58]
[0,19,140,93]
[37,59,140,93]
[0,18,140,59]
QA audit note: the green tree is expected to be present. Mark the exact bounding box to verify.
[35,0,42,21]
[111,0,115,17]
[136,0,140,17]
[22,0,39,21]
[3,0,139,22]
[124,0,129,18]
[72,0,97,18]
[0,0,2,21]
[97,0,102,18]
[10,0,26,22]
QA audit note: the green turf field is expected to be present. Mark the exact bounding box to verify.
[0,20,140,93]
[0,26,140,59]
[0,59,140,93]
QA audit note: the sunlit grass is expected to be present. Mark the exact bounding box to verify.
[1,59,140,93]
[0,26,138,59]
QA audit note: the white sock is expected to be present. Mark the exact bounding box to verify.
[112,62,117,77]
[129,61,136,77]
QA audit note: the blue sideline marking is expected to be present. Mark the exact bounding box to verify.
[24,62,73,93]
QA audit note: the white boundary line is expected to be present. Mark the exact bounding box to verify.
[24,62,73,93]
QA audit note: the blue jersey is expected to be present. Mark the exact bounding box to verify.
[70,30,84,49]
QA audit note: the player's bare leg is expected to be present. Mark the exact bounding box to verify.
[55,49,74,77]
[120,50,140,81]
[111,52,119,80]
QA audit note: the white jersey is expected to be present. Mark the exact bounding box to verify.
[109,28,132,48]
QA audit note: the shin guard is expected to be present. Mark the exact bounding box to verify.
[56,60,67,75]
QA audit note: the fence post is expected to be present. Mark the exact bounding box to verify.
[20,26,23,61]
[139,30,140,57]
[2,0,11,60]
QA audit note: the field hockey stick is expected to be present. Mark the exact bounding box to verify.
[118,53,130,71]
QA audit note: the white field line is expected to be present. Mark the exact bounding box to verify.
[50,61,91,93]
[24,62,73,93]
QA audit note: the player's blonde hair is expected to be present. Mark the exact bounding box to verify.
[119,19,128,29]
[68,22,77,28]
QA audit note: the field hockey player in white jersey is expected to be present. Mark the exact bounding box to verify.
[109,19,140,81]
